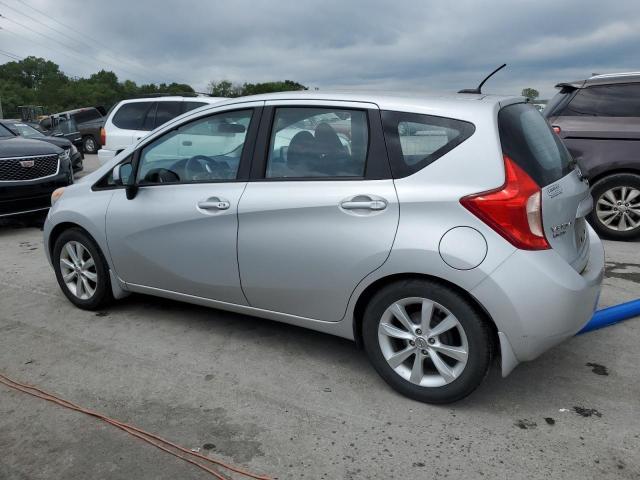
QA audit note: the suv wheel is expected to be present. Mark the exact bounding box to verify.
[362,279,492,404]
[589,173,640,240]
[83,136,97,154]
[53,228,113,310]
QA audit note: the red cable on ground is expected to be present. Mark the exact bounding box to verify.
[0,373,274,480]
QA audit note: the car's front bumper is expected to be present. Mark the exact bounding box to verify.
[0,171,72,217]
[472,224,604,375]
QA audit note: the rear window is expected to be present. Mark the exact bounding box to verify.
[112,102,154,130]
[562,83,640,117]
[499,103,573,187]
[543,87,576,118]
[382,111,475,178]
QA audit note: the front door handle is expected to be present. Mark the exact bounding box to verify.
[197,197,230,210]
[340,196,387,211]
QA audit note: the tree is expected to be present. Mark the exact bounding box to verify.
[521,88,539,100]
[208,79,308,98]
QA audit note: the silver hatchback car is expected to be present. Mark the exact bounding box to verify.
[44,93,604,403]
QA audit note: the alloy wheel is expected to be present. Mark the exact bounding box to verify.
[377,297,468,388]
[596,186,640,232]
[59,241,98,300]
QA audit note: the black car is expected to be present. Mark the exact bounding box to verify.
[1,119,83,172]
[0,123,73,217]
[544,72,640,240]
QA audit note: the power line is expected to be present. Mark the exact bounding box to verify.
[0,25,91,77]
[11,0,177,84]
[0,48,22,60]
[0,9,152,83]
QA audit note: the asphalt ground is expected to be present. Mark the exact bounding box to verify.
[1,154,638,479]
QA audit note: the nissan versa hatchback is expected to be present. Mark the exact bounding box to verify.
[44,93,604,404]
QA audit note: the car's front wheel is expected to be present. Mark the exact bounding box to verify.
[362,279,492,404]
[53,228,113,310]
[589,173,640,241]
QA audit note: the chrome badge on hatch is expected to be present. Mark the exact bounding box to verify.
[551,221,572,238]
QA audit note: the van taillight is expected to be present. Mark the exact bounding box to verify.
[460,156,550,250]
[552,125,561,134]
[100,127,106,146]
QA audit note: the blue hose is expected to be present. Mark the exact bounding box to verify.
[578,299,640,334]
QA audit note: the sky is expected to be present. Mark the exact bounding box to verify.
[1,0,639,99]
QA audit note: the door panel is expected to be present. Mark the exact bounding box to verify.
[237,180,399,321]
[106,183,248,304]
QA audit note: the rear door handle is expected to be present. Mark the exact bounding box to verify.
[197,197,230,210]
[340,198,387,211]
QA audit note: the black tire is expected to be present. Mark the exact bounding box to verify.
[83,135,98,154]
[588,173,640,241]
[52,228,113,310]
[362,279,492,404]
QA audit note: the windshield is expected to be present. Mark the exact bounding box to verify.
[7,122,45,138]
[0,123,15,138]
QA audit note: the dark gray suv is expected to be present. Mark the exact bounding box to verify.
[544,72,640,240]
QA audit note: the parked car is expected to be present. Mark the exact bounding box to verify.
[0,122,73,217]
[544,72,640,240]
[97,96,225,165]
[44,92,603,403]
[1,119,83,172]
[40,107,105,154]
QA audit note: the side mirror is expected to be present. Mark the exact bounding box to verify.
[113,163,137,200]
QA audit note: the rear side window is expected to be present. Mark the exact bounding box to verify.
[184,101,207,112]
[499,103,573,187]
[563,83,640,117]
[155,101,182,128]
[382,111,475,178]
[73,109,102,124]
[112,102,154,130]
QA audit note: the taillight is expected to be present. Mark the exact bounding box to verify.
[552,125,561,134]
[100,127,106,146]
[460,156,550,250]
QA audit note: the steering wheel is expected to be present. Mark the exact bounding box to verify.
[185,155,215,180]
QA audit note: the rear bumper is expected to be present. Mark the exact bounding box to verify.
[97,148,116,165]
[0,172,71,217]
[471,224,604,373]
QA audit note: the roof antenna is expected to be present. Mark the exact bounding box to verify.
[458,64,507,94]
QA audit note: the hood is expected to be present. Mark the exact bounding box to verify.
[0,136,63,158]
[34,136,73,149]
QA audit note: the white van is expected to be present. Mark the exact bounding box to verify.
[97,96,225,165]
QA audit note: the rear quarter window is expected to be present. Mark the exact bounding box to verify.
[499,103,573,187]
[382,111,475,178]
[112,102,154,130]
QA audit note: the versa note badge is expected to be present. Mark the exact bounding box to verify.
[19,160,35,168]
[551,221,572,238]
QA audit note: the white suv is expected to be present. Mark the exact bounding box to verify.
[97,96,225,165]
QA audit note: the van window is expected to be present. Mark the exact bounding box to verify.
[112,102,155,130]
[155,101,183,128]
[563,83,640,117]
[499,103,573,187]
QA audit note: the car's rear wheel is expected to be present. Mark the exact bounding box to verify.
[83,135,97,154]
[362,279,492,404]
[53,228,112,310]
[589,173,640,240]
